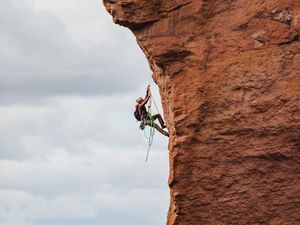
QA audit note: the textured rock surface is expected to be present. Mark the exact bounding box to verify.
[103,0,300,224]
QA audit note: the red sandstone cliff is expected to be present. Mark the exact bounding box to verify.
[103,1,300,224]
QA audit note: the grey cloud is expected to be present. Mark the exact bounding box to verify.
[0,1,169,225]
[0,0,150,101]
[0,0,73,69]
[0,72,143,99]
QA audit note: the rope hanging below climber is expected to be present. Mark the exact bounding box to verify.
[134,84,169,161]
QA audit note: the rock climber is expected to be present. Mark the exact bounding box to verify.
[134,85,169,137]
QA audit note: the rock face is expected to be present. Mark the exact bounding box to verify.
[103,0,300,224]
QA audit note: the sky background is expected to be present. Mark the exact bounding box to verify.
[0,0,169,225]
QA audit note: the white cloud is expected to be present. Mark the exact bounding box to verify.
[0,190,97,222]
[0,95,153,159]
[0,148,169,225]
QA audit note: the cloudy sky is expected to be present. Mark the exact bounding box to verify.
[0,0,169,224]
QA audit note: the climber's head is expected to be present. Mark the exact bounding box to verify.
[136,97,143,104]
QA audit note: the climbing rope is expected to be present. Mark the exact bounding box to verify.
[144,74,159,162]
[145,115,155,162]
[145,91,156,162]
[152,94,161,116]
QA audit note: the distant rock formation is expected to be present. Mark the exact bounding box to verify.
[103,1,300,224]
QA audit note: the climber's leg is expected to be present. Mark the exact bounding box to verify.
[145,120,169,137]
[152,114,166,129]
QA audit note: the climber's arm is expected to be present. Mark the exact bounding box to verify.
[140,94,150,107]
[144,85,151,100]
[141,85,151,106]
